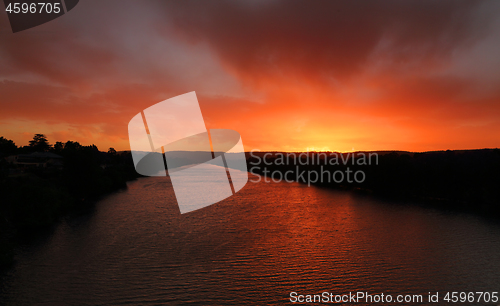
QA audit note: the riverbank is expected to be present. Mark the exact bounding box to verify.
[0,148,141,268]
[246,149,500,218]
[3,147,499,267]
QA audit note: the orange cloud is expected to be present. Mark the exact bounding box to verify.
[1,1,499,152]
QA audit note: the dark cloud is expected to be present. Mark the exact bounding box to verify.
[162,0,488,84]
[0,0,499,151]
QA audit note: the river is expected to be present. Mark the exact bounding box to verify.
[1,175,500,305]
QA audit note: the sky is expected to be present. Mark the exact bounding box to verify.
[1,0,500,152]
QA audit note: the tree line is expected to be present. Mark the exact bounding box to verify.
[0,134,140,267]
[247,149,500,217]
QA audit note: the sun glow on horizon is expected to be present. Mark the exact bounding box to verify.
[305,146,332,152]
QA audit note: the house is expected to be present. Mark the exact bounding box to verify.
[7,152,64,169]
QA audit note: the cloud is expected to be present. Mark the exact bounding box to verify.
[160,0,500,151]
[0,0,499,151]
[0,0,245,149]
[162,0,489,85]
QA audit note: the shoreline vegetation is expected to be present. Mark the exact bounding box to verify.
[1,134,499,267]
[246,149,500,218]
[0,135,140,268]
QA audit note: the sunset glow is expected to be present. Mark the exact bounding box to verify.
[1,1,499,152]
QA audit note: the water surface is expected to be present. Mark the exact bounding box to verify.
[1,176,499,305]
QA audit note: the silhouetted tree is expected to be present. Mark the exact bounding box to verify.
[108,147,117,155]
[53,141,64,154]
[0,137,17,157]
[28,134,51,152]
[64,140,81,151]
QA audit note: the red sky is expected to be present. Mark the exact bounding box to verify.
[1,0,500,152]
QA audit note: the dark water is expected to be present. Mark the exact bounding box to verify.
[1,176,500,305]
